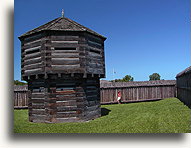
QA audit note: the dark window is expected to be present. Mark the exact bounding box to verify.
[56,87,64,91]
[90,49,101,54]
[26,49,40,54]
[55,47,76,50]
[56,86,74,92]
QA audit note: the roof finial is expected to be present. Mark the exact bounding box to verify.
[62,9,64,18]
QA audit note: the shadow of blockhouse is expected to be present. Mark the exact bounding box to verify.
[101,108,111,117]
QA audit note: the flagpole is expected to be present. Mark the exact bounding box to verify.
[112,68,115,82]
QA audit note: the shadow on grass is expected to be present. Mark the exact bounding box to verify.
[101,108,111,116]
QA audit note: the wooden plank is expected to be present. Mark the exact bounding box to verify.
[24,63,42,69]
[31,99,45,103]
[52,50,78,53]
[52,64,80,69]
[86,33,103,42]
[24,52,41,60]
[31,104,45,109]
[25,57,41,63]
[24,68,42,75]
[51,41,78,44]
[52,61,80,66]
[24,33,43,42]
[88,52,102,57]
[51,42,78,48]
[56,100,76,106]
[31,93,44,98]
[56,117,78,122]
[87,68,104,74]
[51,35,79,40]
[88,40,102,46]
[25,46,41,52]
[52,53,79,58]
[52,58,79,61]
[24,64,43,71]
[56,112,77,118]
[51,58,80,65]
[31,109,45,115]
[23,42,42,50]
[24,38,42,45]
[57,106,78,112]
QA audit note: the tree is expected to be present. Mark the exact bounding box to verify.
[149,73,161,81]
[114,79,123,82]
[14,80,27,85]
[122,75,134,82]
[113,75,134,82]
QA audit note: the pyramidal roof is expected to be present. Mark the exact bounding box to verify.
[19,17,106,39]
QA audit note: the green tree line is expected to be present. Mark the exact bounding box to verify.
[111,73,161,82]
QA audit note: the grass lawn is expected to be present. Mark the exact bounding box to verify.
[14,98,191,133]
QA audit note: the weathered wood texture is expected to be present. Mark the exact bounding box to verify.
[100,85,176,104]
[100,80,176,104]
[85,33,105,75]
[176,66,191,108]
[19,17,106,123]
[25,76,100,123]
[20,30,106,81]
[14,80,176,108]
[14,85,28,108]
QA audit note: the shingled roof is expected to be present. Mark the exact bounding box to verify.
[176,66,191,78]
[19,17,106,39]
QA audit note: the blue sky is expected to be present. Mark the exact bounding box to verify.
[14,0,190,81]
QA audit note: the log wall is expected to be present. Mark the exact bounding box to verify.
[176,66,191,108]
[14,81,176,108]
[86,33,105,76]
[21,32,106,81]
[21,33,45,78]
[19,18,106,123]
[26,76,101,123]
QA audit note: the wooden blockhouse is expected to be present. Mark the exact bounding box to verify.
[19,16,106,123]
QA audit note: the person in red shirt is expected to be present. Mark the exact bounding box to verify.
[117,91,122,104]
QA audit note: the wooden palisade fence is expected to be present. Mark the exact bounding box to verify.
[100,80,176,104]
[176,66,191,108]
[14,85,28,108]
[14,80,176,108]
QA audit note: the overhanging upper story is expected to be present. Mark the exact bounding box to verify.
[19,17,107,81]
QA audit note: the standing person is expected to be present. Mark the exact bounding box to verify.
[117,91,122,104]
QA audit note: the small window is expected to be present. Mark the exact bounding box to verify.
[90,49,101,54]
[56,86,74,92]
[56,87,64,91]
[26,49,40,54]
[54,47,76,51]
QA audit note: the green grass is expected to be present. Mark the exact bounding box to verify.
[14,98,191,133]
